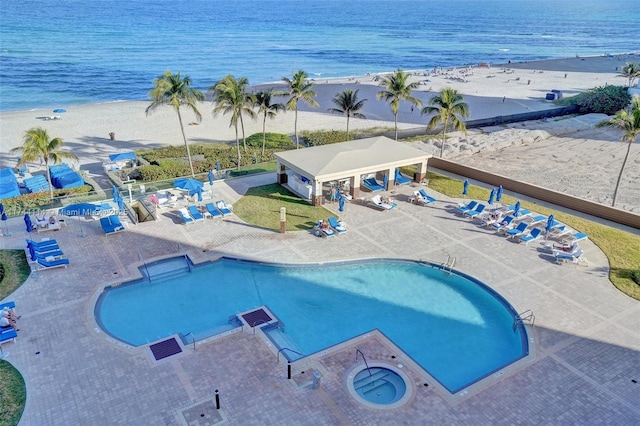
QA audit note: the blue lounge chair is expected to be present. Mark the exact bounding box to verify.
[27,242,61,254]
[28,248,64,262]
[362,178,384,192]
[505,222,528,238]
[100,215,126,235]
[513,208,532,219]
[492,215,515,231]
[178,208,194,225]
[26,239,58,249]
[526,215,547,226]
[1,327,17,344]
[215,200,232,216]
[205,202,222,218]
[417,189,437,205]
[519,228,543,245]
[36,257,70,270]
[457,200,477,214]
[327,217,347,233]
[187,205,204,221]
[315,220,335,237]
[394,169,412,185]
[464,204,486,218]
[555,248,586,265]
[559,232,588,245]
[0,301,15,311]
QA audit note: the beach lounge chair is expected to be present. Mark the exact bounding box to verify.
[327,217,347,233]
[559,232,588,245]
[26,238,58,249]
[505,222,529,239]
[187,205,205,221]
[178,208,194,225]
[547,225,571,239]
[315,220,335,237]
[205,202,222,218]
[215,200,232,216]
[99,215,126,235]
[492,215,515,232]
[555,248,587,265]
[28,248,64,262]
[519,228,543,245]
[464,203,486,218]
[457,200,477,214]
[369,195,396,210]
[513,208,532,219]
[415,189,437,206]
[523,214,546,227]
[362,178,384,192]
[394,169,412,185]
[0,327,17,344]
[36,257,70,270]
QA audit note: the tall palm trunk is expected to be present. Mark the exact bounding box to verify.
[239,113,247,152]
[177,110,195,177]
[262,113,267,156]
[234,123,241,170]
[294,106,299,148]
[346,114,350,141]
[44,159,54,200]
[612,141,633,206]
[440,121,449,158]
[394,113,398,140]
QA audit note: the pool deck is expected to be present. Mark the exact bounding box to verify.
[1,173,639,425]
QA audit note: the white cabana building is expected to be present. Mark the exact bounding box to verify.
[274,136,431,206]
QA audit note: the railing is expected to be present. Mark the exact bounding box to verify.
[252,319,268,334]
[513,310,535,331]
[441,256,456,274]
[277,347,305,363]
[355,349,372,378]
[138,253,150,282]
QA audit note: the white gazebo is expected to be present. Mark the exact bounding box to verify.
[274,136,431,206]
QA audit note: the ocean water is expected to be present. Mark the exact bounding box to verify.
[1,0,637,111]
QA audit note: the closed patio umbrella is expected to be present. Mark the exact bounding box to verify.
[24,214,33,233]
[383,174,388,190]
[488,188,496,206]
[513,201,521,217]
[545,214,555,238]
[208,169,214,187]
[496,185,503,203]
[462,179,469,198]
[338,194,346,212]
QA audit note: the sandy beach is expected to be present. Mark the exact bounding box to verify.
[1,53,639,212]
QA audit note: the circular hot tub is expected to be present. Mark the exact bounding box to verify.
[347,362,412,409]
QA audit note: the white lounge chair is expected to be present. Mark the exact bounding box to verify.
[369,195,396,211]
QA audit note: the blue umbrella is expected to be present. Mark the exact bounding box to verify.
[24,214,33,233]
[53,108,67,113]
[462,179,469,197]
[0,202,4,215]
[545,214,555,234]
[174,178,203,192]
[496,185,503,203]
[513,201,521,217]
[112,185,119,203]
[190,186,203,202]
[208,169,214,186]
[338,194,345,212]
[488,188,496,206]
[382,174,388,190]
[116,194,125,212]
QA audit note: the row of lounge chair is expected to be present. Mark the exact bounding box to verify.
[315,217,347,237]
[25,239,70,270]
[178,201,232,225]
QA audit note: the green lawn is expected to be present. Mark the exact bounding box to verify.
[426,171,640,301]
[233,184,333,231]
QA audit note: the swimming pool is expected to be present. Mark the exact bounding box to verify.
[96,257,528,393]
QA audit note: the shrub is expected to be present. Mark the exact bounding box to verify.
[244,133,295,149]
[632,270,640,286]
[301,130,348,146]
[558,85,631,115]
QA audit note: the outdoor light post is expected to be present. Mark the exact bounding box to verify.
[280,207,286,234]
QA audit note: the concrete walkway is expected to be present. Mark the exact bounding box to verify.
[1,174,638,425]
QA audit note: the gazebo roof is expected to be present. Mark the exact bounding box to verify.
[274,136,430,181]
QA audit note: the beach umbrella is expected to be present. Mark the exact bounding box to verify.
[462,179,469,198]
[116,194,125,212]
[338,194,346,212]
[174,178,203,192]
[496,185,503,203]
[190,186,203,202]
[208,169,214,187]
[513,201,521,217]
[112,185,119,203]
[53,108,67,113]
[488,188,496,206]
[383,174,388,190]
[24,214,33,233]
[545,214,555,237]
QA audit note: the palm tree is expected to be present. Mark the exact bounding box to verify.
[146,71,204,178]
[281,70,318,148]
[619,62,640,87]
[210,75,256,168]
[596,95,640,207]
[254,89,285,156]
[376,69,422,140]
[328,89,367,140]
[421,87,470,158]
[10,127,78,200]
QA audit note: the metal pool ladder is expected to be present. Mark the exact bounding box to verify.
[441,256,456,274]
[513,310,535,331]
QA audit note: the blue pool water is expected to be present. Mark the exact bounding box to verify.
[96,257,527,393]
